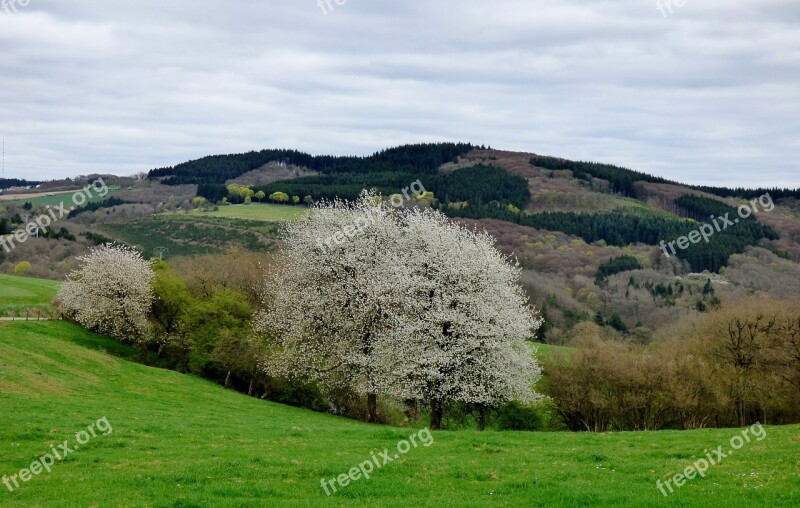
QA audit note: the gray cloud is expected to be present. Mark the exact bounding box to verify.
[0,0,797,186]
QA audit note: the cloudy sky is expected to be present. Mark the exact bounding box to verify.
[0,0,798,186]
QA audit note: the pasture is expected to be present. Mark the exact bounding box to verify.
[0,320,797,507]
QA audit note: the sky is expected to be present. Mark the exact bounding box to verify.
[0,0,798,187]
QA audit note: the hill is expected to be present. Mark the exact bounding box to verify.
[5,144,800,341]
[1,321,798,507]
[137,144,800,340]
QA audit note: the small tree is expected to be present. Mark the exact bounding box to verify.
[255,191,266,203]
[269,192,290,204]
[13,261,31,276]
[191,196,208,208]
[58,245,154,347]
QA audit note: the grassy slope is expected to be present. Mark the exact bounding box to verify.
[96,204,300,258]
[191,203,310,221]
[0,274,59,317]
[1,322,798,507]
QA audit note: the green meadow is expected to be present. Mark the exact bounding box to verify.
[0,277,796,506]
[0,274,59,317]
[0,320,798,507]
[191,203,310,221]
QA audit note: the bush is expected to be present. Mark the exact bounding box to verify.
[13,261,31,275]
[495,401,545,431]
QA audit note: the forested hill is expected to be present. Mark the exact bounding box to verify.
[148,143,800,276]
[148,143,476,185]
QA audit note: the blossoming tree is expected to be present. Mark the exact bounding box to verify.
[258,192,402,422]
[386,209,543,428]
[259,193,542,427]
[58,244,154,346]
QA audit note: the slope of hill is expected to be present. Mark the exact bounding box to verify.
[0,274,59,317]
[7,143,800,340]
[1,321,799,507]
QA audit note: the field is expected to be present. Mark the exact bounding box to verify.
[191,203,309,221]
[0,186,122,207]
[94,205,304,259]
[0,274,59,317]
[98,214,279,258]
[0,321,798,507]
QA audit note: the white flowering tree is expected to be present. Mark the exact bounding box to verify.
[386,209,542,428]
[258,191,403,422]
[58,244,155,346]
[258,195,542,427]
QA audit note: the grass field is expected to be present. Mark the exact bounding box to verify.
[191,203,309,221]
[0,274,59,317]
[0,321,798,507]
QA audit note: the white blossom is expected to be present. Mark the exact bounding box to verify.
[257,192,542,418]
[384,208,543,407]
[58,244,155,343]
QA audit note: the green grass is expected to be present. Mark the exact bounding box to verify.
[191,203,309,221]
[533,343,574,363]
[0,322,798,507]
[0,274,59,317]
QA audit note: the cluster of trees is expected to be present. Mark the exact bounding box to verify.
[56,200,544,430]
[57,245,317,405]
[547,299,800,431]
[695,186,800,201]
[196,164,531,214]
[0,178,39,189]
[595,255,642,285]
[529,155,673,197]
[67,197,127,218]
[151,143,475,185]
[448,206,777,273]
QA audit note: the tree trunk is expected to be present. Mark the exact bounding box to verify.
[367,393,378,423]
[430,400,443,430]
[248,374,255,397]
[224,371,232,389]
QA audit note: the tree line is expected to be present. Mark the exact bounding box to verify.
[445,205,777,273]
[548,299,800,431]
[198,164,532,211]
[151,143,475,185]
[529,155,800,200]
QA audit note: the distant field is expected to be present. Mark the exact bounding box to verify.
[0,274,59,317]
[191,203,309,221]
[0,321,798,507]
[0,186,121,207]
[98,213,280,258]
